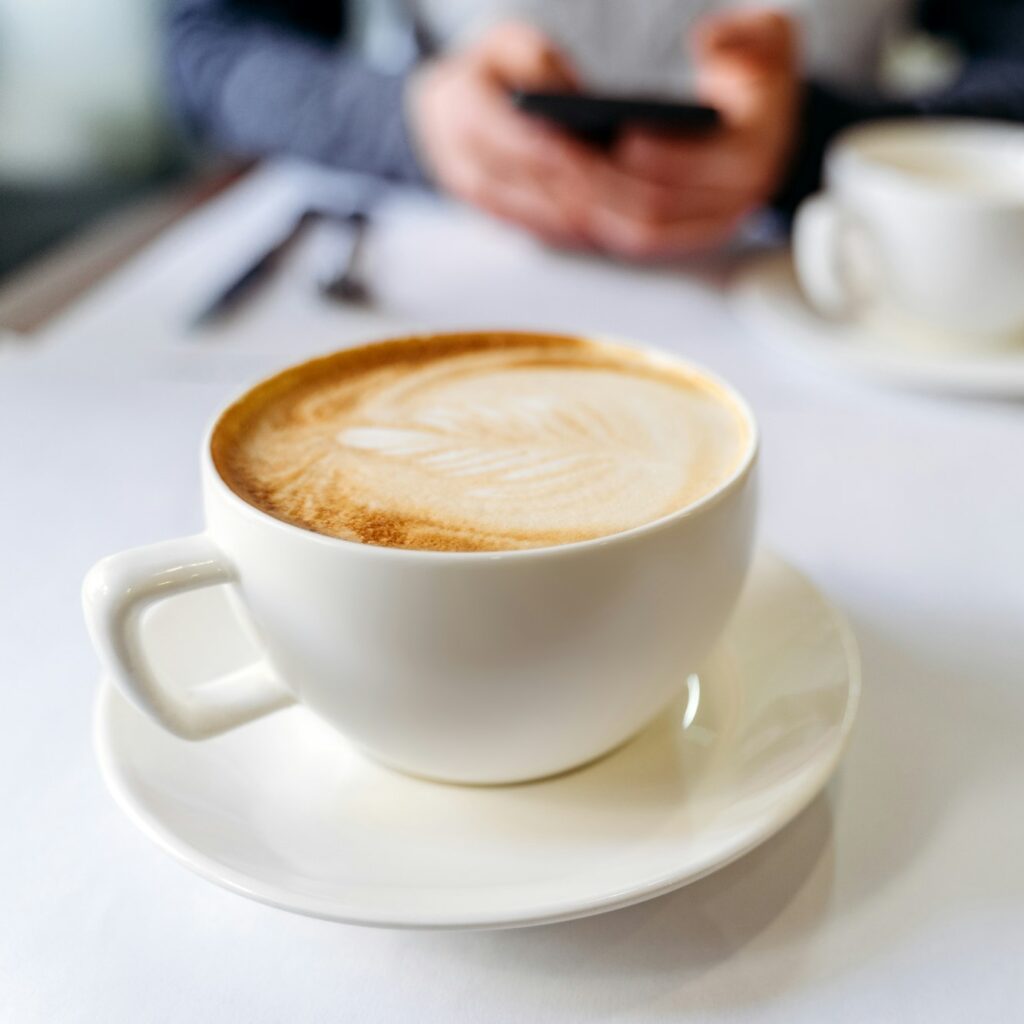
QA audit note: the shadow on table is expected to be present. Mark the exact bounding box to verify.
[404,599,1021,1014]
[823,602,1022,929]
[409,792,834,1014]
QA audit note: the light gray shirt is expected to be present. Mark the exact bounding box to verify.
[414,0,907,93]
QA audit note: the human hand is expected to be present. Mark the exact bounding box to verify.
[579,10,801,258]
[408,22,597,245]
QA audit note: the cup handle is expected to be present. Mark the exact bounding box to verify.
[83,534,295,739]
[793,193,872,318]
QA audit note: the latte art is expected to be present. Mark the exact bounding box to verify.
[212,334,750,551]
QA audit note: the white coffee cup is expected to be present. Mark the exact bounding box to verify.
[794,119,1024,345]
[83,337,758,785]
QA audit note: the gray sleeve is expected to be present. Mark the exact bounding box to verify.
[165,0,431,185]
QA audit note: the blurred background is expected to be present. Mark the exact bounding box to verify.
[0,0,186,279]
[0,0,963,286]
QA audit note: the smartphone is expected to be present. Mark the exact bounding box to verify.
[511,90,721,146]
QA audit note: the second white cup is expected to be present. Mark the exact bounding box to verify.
[794,119,1024,346]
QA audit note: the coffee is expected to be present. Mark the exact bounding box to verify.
[212,333,750,552]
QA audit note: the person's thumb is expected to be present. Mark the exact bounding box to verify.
[473,21,581,90]
[690,9,797,125]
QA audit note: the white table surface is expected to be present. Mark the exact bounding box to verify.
[3,162,1022,1022]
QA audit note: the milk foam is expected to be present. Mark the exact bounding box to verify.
[212,335,749,551]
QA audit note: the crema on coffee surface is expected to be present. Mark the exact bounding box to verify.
[212,333,750,552]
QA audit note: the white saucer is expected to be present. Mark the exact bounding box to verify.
[732,251,1024,397]
[94,549,859,930]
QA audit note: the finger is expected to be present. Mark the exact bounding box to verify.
[613,129,762,192]
[459,76,603,190]
[467,120,755,240]
[692,9,796,76]
[474,134,752,249]
[488,188,592,247]
[473,21,581,90]
[485,153,594,241]
[596,162,756,223]
[583,205,744,260]
[426,63,574,179]
[690,10,798,125]
[468,106,598,199]
[456,163,591,246]
[442,115,592,241]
